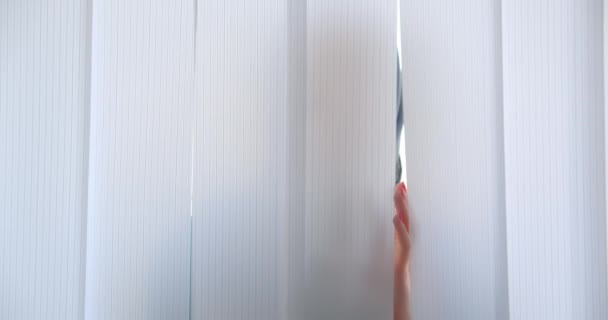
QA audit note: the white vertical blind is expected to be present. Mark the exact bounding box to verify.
[84,0,195,319]
[0,0,91,319]
[605,0,608,287]
[4,1,608,319]
[191,0,290,319]
[400,0,509,319]
[502,0,608,318]
[191,1,396,319]
[402,0,608,319]
[300,0,396,319]
[286,0,307,318]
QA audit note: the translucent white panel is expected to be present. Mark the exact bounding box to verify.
[191,0,290,319]
[605,0,608,285]
[0,0,91,319]
[285,0,307,318]
[400,0,509,319]
[502,0,608,318]
[300,1,396,319]
[192,1,395,319]
[84,0,195,319]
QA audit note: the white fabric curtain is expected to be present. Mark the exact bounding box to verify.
[401,0,608,319]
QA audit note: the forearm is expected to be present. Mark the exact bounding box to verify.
[393,268,411,320]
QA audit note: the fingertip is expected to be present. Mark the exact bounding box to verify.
[394,183,401,194]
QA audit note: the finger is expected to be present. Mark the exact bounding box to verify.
[403,191,410,232]
[394,184,410,232]
[393,215,410,247]
[394,183,405,212]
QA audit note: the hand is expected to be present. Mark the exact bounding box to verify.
[393,182,411,320]
[393,182,411,275]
